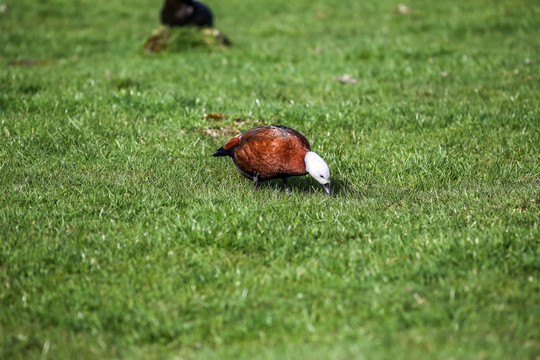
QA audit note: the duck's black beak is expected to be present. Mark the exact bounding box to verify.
[323,183,332,195]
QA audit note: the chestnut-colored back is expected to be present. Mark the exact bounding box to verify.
[223,126,311,180]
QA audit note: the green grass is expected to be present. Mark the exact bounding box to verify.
[1,0,539,359]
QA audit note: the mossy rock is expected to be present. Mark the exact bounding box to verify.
[144,26,231,54]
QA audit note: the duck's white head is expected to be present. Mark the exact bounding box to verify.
[304,151,332,195]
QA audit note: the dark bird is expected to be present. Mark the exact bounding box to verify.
[213,125,332,194]
[161,0,214,27]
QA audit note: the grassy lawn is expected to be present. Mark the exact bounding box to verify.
[1,0,539,358]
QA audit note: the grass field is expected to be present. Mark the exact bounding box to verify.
[1,0,539,359]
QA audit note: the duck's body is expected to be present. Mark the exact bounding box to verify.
[213,125,331,194]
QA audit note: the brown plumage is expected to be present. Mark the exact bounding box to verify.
[213,125,332,194]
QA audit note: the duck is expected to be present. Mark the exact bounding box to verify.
[213,125,332,194]
[160,0,214,28]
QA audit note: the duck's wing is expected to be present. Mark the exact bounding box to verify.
[212,131,241,157]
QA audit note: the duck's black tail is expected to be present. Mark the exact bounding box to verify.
[212,146,233,157]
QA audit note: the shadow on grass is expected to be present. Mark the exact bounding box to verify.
[250,175,353,196]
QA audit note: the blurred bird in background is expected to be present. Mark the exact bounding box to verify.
[160,0,214,27]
